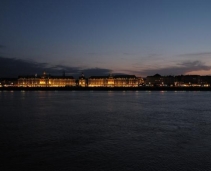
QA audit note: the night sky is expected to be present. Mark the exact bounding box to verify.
[1,0,211,77]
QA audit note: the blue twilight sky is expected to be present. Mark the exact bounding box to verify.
[1,0,211,77]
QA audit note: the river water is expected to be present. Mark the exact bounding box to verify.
[1,91,211,171]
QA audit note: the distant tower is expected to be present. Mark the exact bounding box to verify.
[63,71,65,77]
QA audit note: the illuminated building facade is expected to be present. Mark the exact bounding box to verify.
[18,73,76,87]
[88,75,139,87]
[88,76,108,87]
[137,77,144,86]
[5,72,211,88]
[18,76,40,87]
[78,73,87,87]
[113,75,138,87]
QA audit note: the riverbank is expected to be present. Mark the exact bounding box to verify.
[1,86,211,91]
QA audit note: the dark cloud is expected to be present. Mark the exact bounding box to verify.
[51,65,80,74]
[0,56,112,78]
[3,57,209,79]
[137,60,211,76]
[112,72,130,75]
[52,65,112,77]
[178,52,211,57]
[81,68,112,77]
[0,56,64,77]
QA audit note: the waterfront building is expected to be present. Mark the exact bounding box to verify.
[88,76,109,87]
[113,75,138,87]
[145,74,204,87]
[78,73,87,87]
[145,74,164,86]
[18,73,76,87]
[137,77,144,86]
[162,76,175,86]
[88,75,139,87]
[200,76,211,87]
[1,72,209,88]
[175,75,201,87]
[18,76,40,87]
[0,78,17,87]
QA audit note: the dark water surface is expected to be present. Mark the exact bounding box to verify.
[1,91,211,171]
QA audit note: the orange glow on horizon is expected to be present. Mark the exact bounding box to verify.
[186,69,211,76]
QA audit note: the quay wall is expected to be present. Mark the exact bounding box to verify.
[1,87,211,91]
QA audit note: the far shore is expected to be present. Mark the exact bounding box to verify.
[1,87,211,91]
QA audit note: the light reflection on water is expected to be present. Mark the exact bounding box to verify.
[1,91,211,171]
